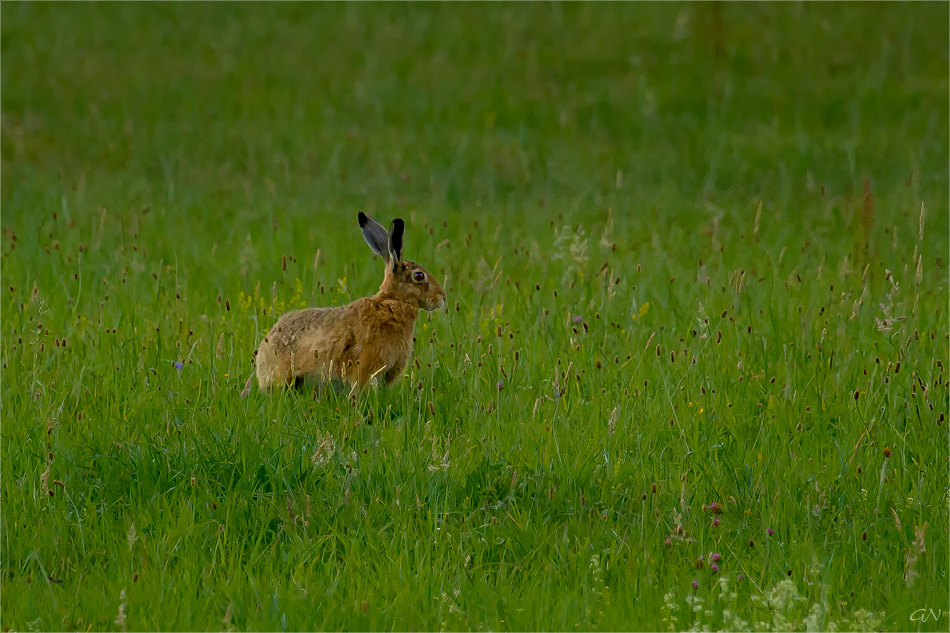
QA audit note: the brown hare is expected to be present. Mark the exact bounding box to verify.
[242,212,446,397]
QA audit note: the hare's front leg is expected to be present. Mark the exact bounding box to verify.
[383,356,409,385]
[349,345,390,387]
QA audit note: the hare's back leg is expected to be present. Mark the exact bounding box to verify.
[255,343,295,391]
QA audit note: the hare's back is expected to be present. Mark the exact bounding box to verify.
[268,305,351,345]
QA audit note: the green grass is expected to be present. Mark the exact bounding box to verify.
[2,3,948,631]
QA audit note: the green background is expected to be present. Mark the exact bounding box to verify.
[2,3,948,630]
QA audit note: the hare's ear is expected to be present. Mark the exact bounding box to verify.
[388,218,405,266]
[359,212,389,260]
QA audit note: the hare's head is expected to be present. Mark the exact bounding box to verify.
[359,212,446,311]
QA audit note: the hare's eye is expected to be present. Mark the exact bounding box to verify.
[413,271,426,283]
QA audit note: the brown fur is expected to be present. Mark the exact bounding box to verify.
[245,217,446,397]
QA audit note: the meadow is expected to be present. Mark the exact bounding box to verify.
[2,3,948,631]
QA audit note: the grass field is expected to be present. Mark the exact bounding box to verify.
[2,3,948,631]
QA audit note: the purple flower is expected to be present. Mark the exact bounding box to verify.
[767,528,775,536]
[712,517,721,527]
[711,563,719,573]
[691,580,698,589]
[710,552,721,563]
[664,537,672,547]
[174,361,183,371]
[737,574,745,581]
[496,381,504,390]
[573,316,583,323]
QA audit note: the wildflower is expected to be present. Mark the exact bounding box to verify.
[115,589,127,629]
[311,433,335,468]
[767,528,775,536]
[496,381,504,391]
[692,580,698,589]
[632,302,650,320]
[174,361,183,370]
[573,316,582,323]
[127,524,137,551]
[712,517,720,527]
[768,578,801,609]
[711,563,719,573]
[710,553,721,563]
[664,537,672,547]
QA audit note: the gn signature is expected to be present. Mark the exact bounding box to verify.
[911,609,947,623]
